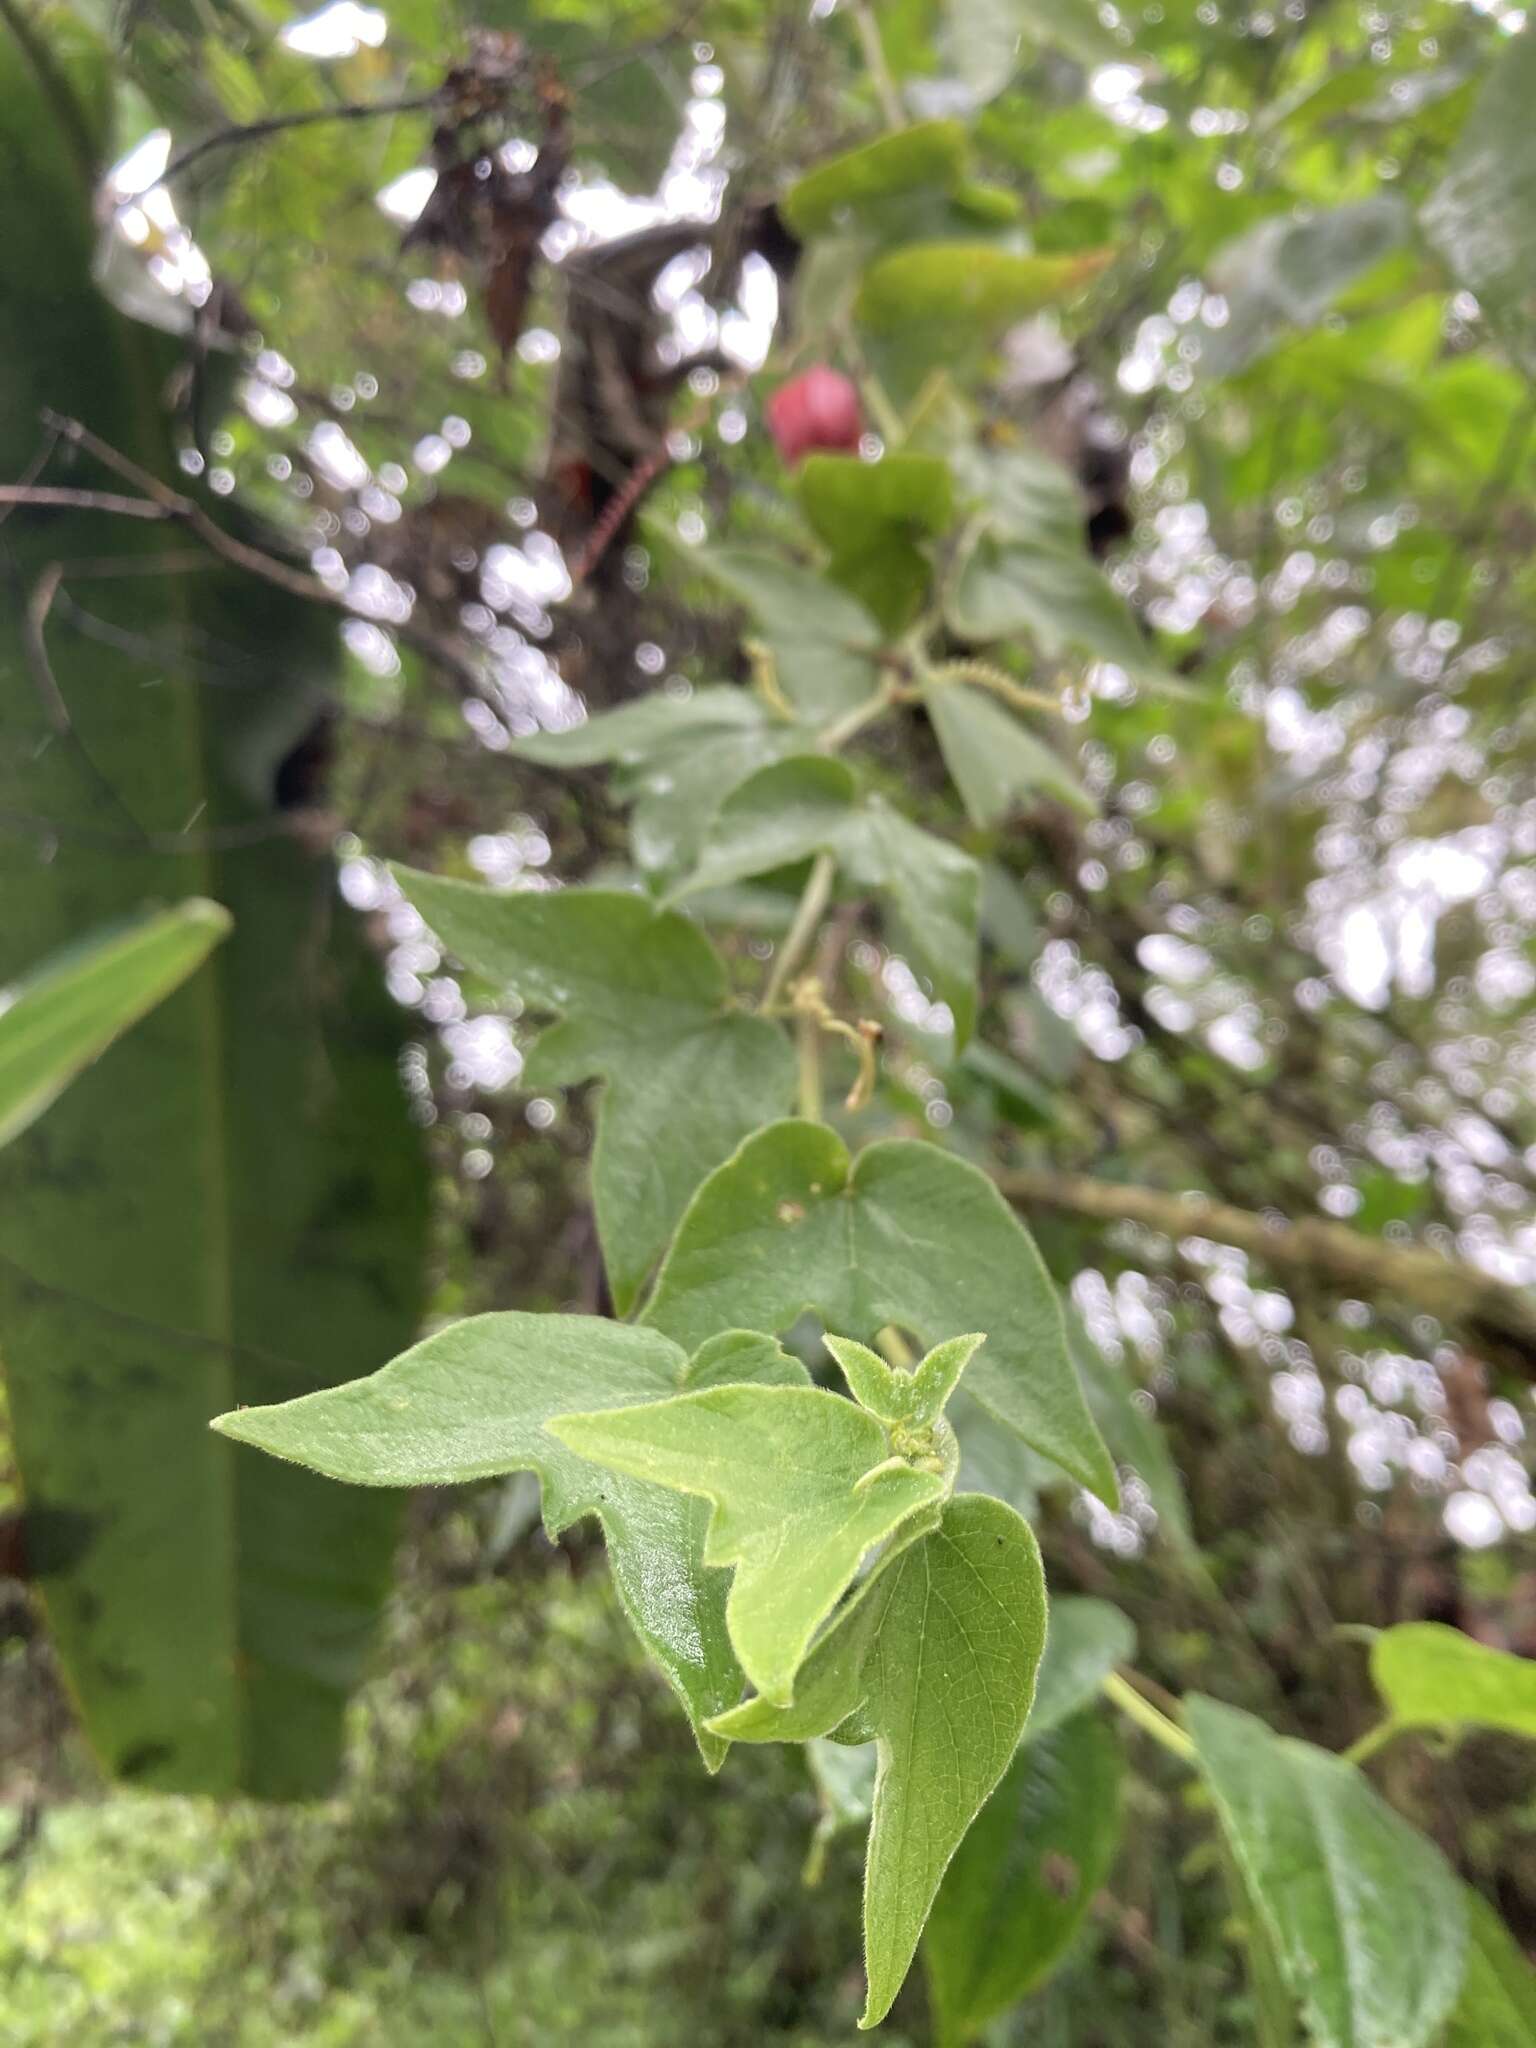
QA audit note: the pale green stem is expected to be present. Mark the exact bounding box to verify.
[1102,1671,1196,1762]
[851,0,905,130]
[760,850,837,1014]
[797,1008,823,1121]
[818,680,899,754]
[925,657,1064,718]
[1342,1719,1400,1768]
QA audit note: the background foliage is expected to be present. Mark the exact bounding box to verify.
[3,0,1536,2038]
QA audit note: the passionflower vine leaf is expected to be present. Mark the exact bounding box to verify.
[213,1314,807,1769]
[391,869,795,1313]
[672,754,981,1044]
[711,1493,1047,2028]
[548,1380,947,1707]
[644,1118,1116,1503]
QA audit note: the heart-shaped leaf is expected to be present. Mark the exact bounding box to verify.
[688,550,884,721]
[510,686,798,878]
[926,683,1094,828]
[645,1119,1116,1502]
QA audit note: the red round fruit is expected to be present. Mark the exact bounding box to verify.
[765,366,864,466]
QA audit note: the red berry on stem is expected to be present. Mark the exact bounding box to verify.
[765,366,863,466]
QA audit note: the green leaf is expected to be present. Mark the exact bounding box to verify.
[688,549,885,721]
[1186,1695,1468,2048]
[1029,1596,1136,1742]
[509,687,797,879]
[1444,1889,1536,2048]
[800,455,955,546]
[956,443,1089,552]
[644,1119,1117,1502]
[941,0,1122,104]
[1203,198,1410,376]
[675,755,981,1042]
[856,244,1109,339]
[548,1379,946,1705]
[1371,1621,1536,1741]
[1423,30,1536,375]
[785,121,970,237]
[945,531,1151,671]
[0,35,427,1796]
[715,1493,1047,2028]
[926,683,1095,827]
[391,871,795,1313]
[925,1710,1124,2045]
[798,453,955,630]
[214,1313,810,1768]
[0,900,231,1150]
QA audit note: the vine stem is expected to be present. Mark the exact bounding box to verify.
[759,852,837,1015]
[1342,1719,1399,1768]
[851,0,905,130]
[1102,1671,1196,1761]
[817,680,904,754]
[925,657,1064,718]
[797,1010,823,1121]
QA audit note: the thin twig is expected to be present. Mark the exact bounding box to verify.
[569,439,673,585]
[0,423,61,529]
[120,91,444,205]
[998,1163,1536,1379]
[759,851,837,1014]
[0,484,171,520]
[19,415,492,694]
[850,0,905,130]
[0,806,329,856]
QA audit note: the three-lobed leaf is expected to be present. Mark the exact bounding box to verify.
[1186,1694,1467,2048]
[548,1379,947,1706]
[213,1313,809,1768]
[392,870,794,1313]
[714,1493,1047,2028]
[645,1118,1117,1501]
[0,899,232,1151]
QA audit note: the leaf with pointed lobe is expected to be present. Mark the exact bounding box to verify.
[392,869,794,1313]
[548,1380,946,1707]
[214,1313,809,1768]
[644,1119,1116,1502]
